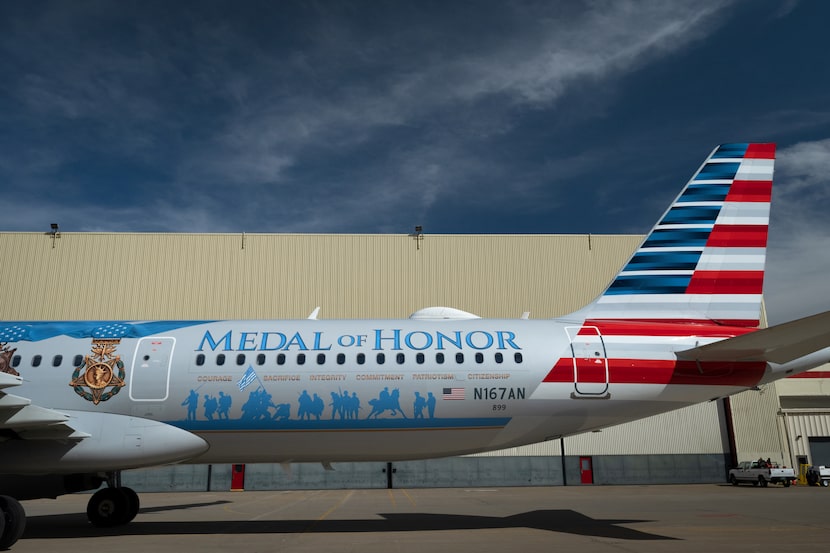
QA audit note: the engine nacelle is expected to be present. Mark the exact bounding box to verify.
[0,410,208,474]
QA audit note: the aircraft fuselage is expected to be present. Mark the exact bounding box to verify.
[1,317,767,471]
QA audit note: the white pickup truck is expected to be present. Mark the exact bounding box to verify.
[729,460,795,487]
[806,465,830,486]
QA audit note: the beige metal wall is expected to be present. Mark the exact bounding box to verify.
[0,231,797,460]
[782,412,830,464]
[730,384,789,463]
[0,231,638,320]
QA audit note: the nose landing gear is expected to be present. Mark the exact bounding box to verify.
[86,472,140,528]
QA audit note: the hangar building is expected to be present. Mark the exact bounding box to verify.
[1,230,827,490]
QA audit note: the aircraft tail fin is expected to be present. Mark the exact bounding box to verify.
[571,143,775,327]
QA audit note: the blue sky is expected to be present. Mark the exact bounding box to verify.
[1,1,829,323]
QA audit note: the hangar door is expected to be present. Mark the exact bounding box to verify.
[809,437,830,466]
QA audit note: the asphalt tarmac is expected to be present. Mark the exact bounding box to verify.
[15,484,830,552]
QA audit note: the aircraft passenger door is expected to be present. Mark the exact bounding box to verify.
[565,326,610,398]
[129,337,175,401]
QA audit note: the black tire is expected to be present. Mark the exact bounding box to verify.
[0,495,26,550]
[783,479,791,488]
[87,488,130,527]
[729,475,739,486]
[758,476,768,488]
[121,487,140,523]
[822,479,829,487]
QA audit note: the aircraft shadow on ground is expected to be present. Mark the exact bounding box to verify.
[23,505,677,541]
[136,500,233,514]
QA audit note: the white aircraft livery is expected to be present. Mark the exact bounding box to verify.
[1,142,829,548]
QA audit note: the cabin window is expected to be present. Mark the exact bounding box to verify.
[317,353,326,365]
[196,354,206,366]
[336,353,346,365]
[436,352,445,364]
[32,355,42,367]
[297,353,306,365]
[357,353,366,365]
[416,352,425,364]
[256,353,266,366]
[11,355,21,368]
[216,354,226,366]
[495,352,503,364]
[455,353,464,364]
[514,352,523,364]
[52,355,63,367]
[276,353,286,366]
[396,353,405,365]
[376,353,385,365]
[475,352,484,364]
[236,354,246,366]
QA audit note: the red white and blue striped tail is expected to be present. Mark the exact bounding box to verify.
[572,143,775,327]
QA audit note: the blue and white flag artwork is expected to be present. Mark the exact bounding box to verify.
[237,366,258,391]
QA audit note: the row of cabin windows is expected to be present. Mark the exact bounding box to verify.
[194,351,524,367]
[10,354,85,368]
[10,351,525,369]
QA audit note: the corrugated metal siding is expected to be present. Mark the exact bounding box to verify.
[786,413,830,437]
[776,374,830,397]
[0,232,640,320]
[781,411,830,465]
[729,383,788,463]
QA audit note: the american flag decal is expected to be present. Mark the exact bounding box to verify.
[237,366,259,391]
[443,387,465,400]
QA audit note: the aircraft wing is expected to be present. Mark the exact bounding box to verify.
[0,373,90,440]
[676,310,830,364]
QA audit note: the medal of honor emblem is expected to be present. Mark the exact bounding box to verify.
[70,338,126,404]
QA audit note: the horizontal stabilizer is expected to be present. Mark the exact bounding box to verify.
[676,310,830,364]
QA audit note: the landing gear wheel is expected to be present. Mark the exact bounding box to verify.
[0,495,26,550]
[87,488,132,527]
[121,487,140,524]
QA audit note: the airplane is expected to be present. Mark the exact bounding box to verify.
[0,142,829,549]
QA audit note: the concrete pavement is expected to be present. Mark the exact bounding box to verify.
[16,484,830,552]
